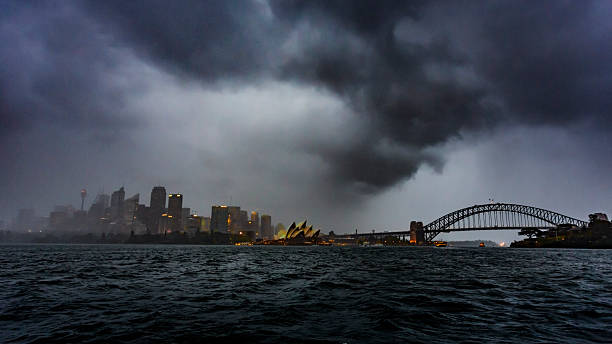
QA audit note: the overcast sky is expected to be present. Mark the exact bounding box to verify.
[2,1,612,241]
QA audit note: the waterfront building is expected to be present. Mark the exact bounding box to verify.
[201,216,211,233]
[211,206,229,234]
[110,187,125,221]
[261,214,272,239]
[49,210,68,230]
[228,206,241,234]
[283,220,321,244]
[181,208,190,230]
[251,211,260,231]
[148,186,166,233]
[16,208,35,232]
[88,193,110,232]
[409,221,425,245]
[150,186,166,211]
[275,223,286,240]
[167,194,183,232]
[123,193,140,225]
[184,214,202,236]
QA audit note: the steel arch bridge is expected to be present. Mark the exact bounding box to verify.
[335,203,588,243]
[423,203,588,242]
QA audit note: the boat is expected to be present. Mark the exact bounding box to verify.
[433,241,448,247]
[479,242,485,247]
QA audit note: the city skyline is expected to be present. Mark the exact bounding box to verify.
[2,1,612,242]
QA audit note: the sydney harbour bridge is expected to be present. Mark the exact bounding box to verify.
[338,203,588,244]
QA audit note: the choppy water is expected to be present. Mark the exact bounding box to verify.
[1,245,611,343]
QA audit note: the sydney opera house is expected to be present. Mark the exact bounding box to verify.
[278,220,321,245]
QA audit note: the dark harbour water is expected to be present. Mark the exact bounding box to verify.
[1,245,611,344]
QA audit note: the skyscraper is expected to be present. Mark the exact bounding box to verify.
[123,193,140,225]
[16,209,35,232]
[261,214,272,240]
[211,205,229,234]
[148,186,166,233]
[227,206,241,234]
[250,211,260,228]
[110,187,125,222]
[150,186,166,211]
[167,194,183,232]
[251,211,260,238]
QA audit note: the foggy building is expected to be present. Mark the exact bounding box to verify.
[49,210,68,230]
[150,186,166,211]
[110,187,125,221]
[73,210,87,231]
[16,208,35,232]
[88,193,109,218]
[123,193,140,225]
[210,206,229,234]
[261,214,272,239]
[87,193,110,232]
[147,186,166,234]
[167,194,183,232]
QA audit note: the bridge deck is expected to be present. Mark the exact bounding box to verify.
[335,226,555,239]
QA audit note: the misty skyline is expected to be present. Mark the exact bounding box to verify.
[2,1,612,241]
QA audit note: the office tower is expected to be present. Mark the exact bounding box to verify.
[123,193,140,225]
[16,209,35,232]
[250,211,261,238]
[95,193,110,209]
[227,206,241,234]
[250,211,260,230]
[167,194,183,232]
[201,217,211,233]
[261,214,272,240]
[211,206,229,234]
[150,186,166,211]
[49,211,68,230]
[181,208,190,230]
[110,187,125,221]
[147,186,166,233]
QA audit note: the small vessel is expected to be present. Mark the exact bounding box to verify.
[434,241,448,247]
[479,242,485,247]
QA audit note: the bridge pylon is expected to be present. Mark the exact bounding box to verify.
[409,221,425,245]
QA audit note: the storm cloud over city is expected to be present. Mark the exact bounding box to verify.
[2,0,612,240]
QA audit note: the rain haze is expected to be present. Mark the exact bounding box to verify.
[2,0,612,243]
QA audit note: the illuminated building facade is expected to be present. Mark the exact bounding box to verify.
[409,221,425,244]
[283,220,320,243]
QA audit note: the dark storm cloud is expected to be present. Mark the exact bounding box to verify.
[0,1,139,139]
[84,0,280,82]
[2,0,611,199]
